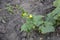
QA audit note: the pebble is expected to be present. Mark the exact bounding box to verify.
[40,37,43,40]
[1,19,6,23]
[22,38,26,40]
[29,38,34,40]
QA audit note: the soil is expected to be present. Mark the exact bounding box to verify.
[0,0,60,40]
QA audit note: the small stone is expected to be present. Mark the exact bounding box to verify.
[57,33,60,37]
[1,20,6,23]
[22,32,27,37]
[29,38,34,40]
[22,38,26,40]
[40,37,43,40]
[47,37,50,39]
[0,17,2,21]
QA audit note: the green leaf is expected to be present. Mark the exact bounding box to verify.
[33,15,44,26]
[21,23,28,32]
[21,23,34,32]
[53,0,60,7]
[39,22,55,34]
[46,7,60,24]
[54,13,60,20]
[26,18,33,23]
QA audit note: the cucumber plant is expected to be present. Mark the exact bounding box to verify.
[21,0,60,34]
